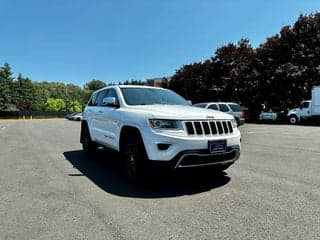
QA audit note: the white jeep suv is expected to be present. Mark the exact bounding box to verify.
[81,85,241,181]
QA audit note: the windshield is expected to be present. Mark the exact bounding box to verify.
[121,87,190,106]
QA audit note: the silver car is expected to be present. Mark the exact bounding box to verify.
[71,112,83,121]
[194,102,245,126]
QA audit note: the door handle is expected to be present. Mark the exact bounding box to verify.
[98,110,104,113]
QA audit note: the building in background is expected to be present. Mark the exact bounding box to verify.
[146,77,171,88]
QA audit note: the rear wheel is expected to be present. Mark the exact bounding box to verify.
[122,136,148,183]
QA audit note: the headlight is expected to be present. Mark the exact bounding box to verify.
[231,118,238,128]
[149,119,182,130]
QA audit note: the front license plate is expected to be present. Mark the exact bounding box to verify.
[209,140,227,153]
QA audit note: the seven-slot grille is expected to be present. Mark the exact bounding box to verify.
[184,120,233,136]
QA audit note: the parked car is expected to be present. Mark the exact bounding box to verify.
[193,102,245,126]
[81,85,241,182]
[65,112,79,120]
[259,107,288,122]
[259,107,278,121]
[71,112,83,121]
[65,112,83,121]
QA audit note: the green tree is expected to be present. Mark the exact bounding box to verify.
[84,79,106,91]
[14,74,37,110]
[121,79,145,85]
[170,12,320,119]
[45,98,66,112]
[80,89,92,106]
[213,38,255,105]
[0,63,14,110]
[67,100,82,112]
[32,83,50,111]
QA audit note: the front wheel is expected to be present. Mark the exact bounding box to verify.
[122,137,148,183]
[289,115,298,125]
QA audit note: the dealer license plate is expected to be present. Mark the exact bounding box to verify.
[208,140,227,153]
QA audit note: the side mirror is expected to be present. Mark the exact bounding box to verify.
[102,97,119,107]
[187,100,192,105]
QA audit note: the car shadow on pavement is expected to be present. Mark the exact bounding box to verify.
[63,149,231,199]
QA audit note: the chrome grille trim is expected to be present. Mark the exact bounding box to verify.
[183,120,234,136]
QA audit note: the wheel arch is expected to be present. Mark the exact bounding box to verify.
[80,120,90,143]
[119,125,146,153]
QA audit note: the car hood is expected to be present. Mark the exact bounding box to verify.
[126,104,233,120]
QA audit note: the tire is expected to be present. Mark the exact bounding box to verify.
[82,125,97,155]
[289,115,298,125]
[122,136,148,183]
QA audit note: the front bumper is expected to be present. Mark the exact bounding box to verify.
[141,127,241,163]
[148,145,240,169]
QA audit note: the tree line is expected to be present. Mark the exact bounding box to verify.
[0,63,148,112]
[1,13,320,116]
[169,13,320,118]
[0,63,89,111]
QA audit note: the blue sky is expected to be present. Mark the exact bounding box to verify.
[1,0,319,87]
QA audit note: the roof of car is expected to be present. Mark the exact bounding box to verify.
[118,85,163,89]
[195,102,240,105]
[93,85,165,93]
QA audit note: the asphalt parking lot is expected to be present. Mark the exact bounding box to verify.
[0,119,319,240]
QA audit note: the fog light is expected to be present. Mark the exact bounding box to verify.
[157,143,171,151]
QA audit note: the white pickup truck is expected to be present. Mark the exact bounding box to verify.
[287,86,320,124]
[81,85,241,182]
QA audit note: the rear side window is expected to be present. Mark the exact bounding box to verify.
[229,104,241,112]
[208,104,218,110]
[218,104,229,112]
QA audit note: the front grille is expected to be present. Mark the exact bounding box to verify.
[202,122,210,135]
[216,121,223,134]
[194,122,202,134]
[184,120,234,136]
[210,121,217,134]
